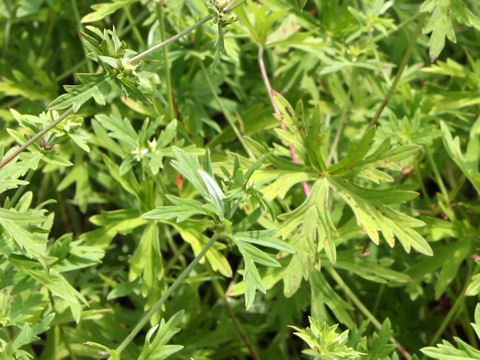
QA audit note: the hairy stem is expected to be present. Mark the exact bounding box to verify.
[258,47,311,197]
[0,107,74,171]
[128,15,211,63]
[128,1,244,63]
[115,233,219,355]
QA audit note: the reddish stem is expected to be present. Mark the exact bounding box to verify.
[258,47,310,197]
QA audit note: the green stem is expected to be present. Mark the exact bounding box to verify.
[428,264,480,347]
[413,157,433,208]
[199,61,255,159]
[156,3,175,121]
[326,70,353,167]
[124,5,146,49]
[115,233,219,355]
[47,291,77,360]
[3,19,11,60]
[40,6,57,59]
[367,13,426,129]
[128,15,212,63]
[0,107,74,171]
[212,278,260,360]
[9,171,34,205]
[70,0,93,72]
[327,267,412,360]
[460,302,478,348]
[425,147,456,220]
[128,0,245,63]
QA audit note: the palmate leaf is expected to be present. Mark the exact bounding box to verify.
[277,179,338,297]
[0,151,42,194]
[8,255,87,323]
[421,0,480,61]
[329,176,432,255]
[289,316,363,359]
[48,74,112,112]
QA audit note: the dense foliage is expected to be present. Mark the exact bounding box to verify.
[1,0,480,359]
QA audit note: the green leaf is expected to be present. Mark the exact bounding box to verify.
[168,222,232,278]
[48,74,111,112]
[95,113,138,148]
[12,313,55,350]
[440,120,480,195]
[142,196,207,222]
[138,311,184,360]
[0,217,47,259]
[421,338,480,359]
[421,303,480,359]
[233,230,294,254]
[328,177,432,255]
[289,316,363,358]
[81,0,138,23]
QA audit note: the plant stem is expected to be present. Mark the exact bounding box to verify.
[413,157,433,208]
[47,291,77,360]
[127,0,245,64]
[428,264,480,347]
[425,147,457,221]
[70,0,93,73]
[367,13,426,129]
[460,302,477,348]
[326,70,353,167]
[115,233,219,355]
[257,46,311,197]
[199,62,255,160]
[128,15,212,64]
[327,267,412,360]
[0,107,74,171]
[156,2,175,121]
[124,5,146,49]
[212,279,260,360]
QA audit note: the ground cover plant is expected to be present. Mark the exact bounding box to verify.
[2,0,480,359]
